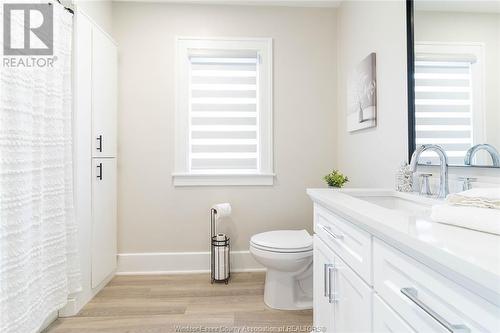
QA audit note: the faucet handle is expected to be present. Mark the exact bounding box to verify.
[419,173,433,196]
[458,176,477,191]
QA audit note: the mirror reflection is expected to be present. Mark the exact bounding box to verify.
[413,0,500,167]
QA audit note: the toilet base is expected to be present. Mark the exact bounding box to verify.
[263,267,313,310]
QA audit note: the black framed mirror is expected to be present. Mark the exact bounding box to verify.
[406,0,500,168]
[407,0,416,163]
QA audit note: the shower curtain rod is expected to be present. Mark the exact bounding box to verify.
[49,0,74,15]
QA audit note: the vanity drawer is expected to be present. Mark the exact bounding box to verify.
[374,239,500,332]
[374,294,415,333]
[314,203,372,284]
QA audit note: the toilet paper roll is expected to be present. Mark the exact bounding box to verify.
[212,203,231,218]
[216,233,227,241]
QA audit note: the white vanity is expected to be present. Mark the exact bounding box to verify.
[308,188,500,332]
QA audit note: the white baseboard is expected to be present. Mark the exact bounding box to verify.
[116,250,264,275]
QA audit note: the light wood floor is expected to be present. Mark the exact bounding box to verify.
[45,272,312,333]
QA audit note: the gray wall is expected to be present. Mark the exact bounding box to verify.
[112,2,338,253]
[336,0,408,187]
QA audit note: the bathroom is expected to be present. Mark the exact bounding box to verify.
[0,0,499,332]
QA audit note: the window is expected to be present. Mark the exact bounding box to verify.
[414,43,484,165]
[173,37,273,186]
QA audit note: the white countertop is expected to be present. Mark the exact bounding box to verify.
[307,188,500,306]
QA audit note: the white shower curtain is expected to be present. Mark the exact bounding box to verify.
[0,4,80,333]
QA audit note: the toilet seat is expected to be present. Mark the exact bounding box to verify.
[250,230,312,253]
[250,242,313,253]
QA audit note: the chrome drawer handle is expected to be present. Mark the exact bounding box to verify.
[324,263,333,297]
[328,265,338,303]
[320,224,344,240]
[401,288,470,333]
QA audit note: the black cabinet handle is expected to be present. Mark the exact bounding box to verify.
[97,135,102,152]
[97,163,103,180]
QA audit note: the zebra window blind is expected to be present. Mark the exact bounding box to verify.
[415,60,473,165]
[188,52,259,173]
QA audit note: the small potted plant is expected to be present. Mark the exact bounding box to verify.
[324,170,349,188]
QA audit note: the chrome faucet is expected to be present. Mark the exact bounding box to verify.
[464,144,500,167]
[409,145,449,199]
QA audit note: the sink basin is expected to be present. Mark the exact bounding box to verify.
[341,189,441,217]
[356,196,431,215]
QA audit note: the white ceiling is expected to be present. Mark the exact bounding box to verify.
[111,0,342,7]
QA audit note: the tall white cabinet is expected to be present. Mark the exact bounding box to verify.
[89,17,118,288]
[61,11,117,316]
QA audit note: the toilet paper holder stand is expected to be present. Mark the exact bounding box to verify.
[210,208,231,284]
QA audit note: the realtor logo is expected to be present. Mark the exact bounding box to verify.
[3,3,53,56]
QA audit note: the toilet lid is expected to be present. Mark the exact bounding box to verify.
[250,230,312,252]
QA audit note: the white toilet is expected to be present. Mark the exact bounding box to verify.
[249,229,313,310]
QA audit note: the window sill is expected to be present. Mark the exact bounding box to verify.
[172,173,275,187]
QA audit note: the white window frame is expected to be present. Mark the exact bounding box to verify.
[173,37,274,186]
[415,42,485,142]
[415,42,486,163]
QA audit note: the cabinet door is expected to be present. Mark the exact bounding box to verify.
[313,236,335,332]
[333,252,372,333]
[91,158,117,287]
[374,294,415,333]
[92,29,117,158]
